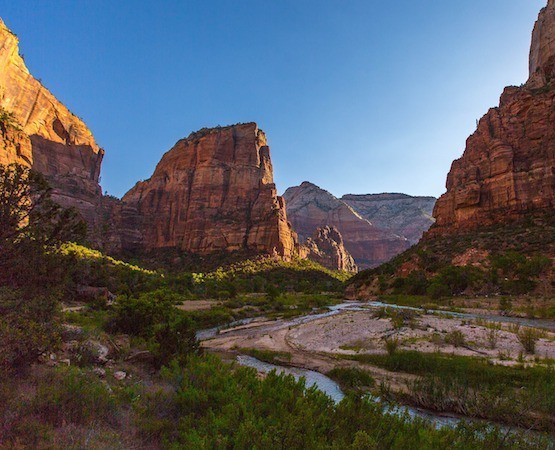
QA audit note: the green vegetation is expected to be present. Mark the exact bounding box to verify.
[345,350,555,431]
[0,164,86,376]
[444,330,466,347]
[133,355,546,449]
[240,348,292,364]
[0,287,60,375]
[0,107,22,133]
[107,291,199,367]
[384,337,400,355]
[517,327,541,354]
[327,367,375,393]
[3,355,547,448]
[349,214,555,300]
[1,163,553,447]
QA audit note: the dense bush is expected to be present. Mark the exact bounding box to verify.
[327,367,375,393]
[0,287,60,375]
[347,351,555,430]
[109,291,199,367]
[30,366,116,427]
[349,215,554,298]
[134,355,548,448]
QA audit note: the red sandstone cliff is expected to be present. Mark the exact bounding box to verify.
[0,18,104,230]
[431,1,555,235]
[121,123,297,259]
[283,182,409,268]
[301,226,357,272]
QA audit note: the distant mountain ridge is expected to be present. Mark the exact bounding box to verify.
[341,193,435,245]
[282,181,432,268]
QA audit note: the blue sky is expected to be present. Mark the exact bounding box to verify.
[0,0,545,198]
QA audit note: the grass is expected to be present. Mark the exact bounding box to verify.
[345,350,555,431]
[326,367,374,393]
[239,348,292,364]
[517,327,541,354]
[63,309,109,331]
[345,351,551,389]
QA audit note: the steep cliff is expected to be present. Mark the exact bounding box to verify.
[342,193,436,245]
[430,1,555,235]
[0,18,104,231]
[283,182,409,268]
[348,1,555,299]
[301,226,357,272]
[121,123,297,259]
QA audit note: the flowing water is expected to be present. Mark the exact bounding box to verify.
[236,354,462,429]
[200,299,555,433]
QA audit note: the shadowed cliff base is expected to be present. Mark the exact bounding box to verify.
[347,212,555,300]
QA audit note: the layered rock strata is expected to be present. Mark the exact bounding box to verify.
[342,193,436,245]
[301,226,357,272]
[430,0,555,235]
[283,182,409,268]
[121,123,297,259]
[0,18,104,230]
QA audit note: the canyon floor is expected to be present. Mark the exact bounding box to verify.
[202,300,555,396]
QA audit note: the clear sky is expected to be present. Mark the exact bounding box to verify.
[0,0,546,199]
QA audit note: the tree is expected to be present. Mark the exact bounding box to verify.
[0,163,86,288]
[0,163,85,247]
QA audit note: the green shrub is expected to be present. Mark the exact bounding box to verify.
[327,367,374,392]
[110,291,178,337]
[0,287,60,375]
[444,330,466,348]
[426,281,450,299]
[240,348,292,364]
[517,328,540,354]
[31,366,115,426]
[384,337,400,355]
[150,316,200,367]
[135,354,548,448]
[109,290,199,365]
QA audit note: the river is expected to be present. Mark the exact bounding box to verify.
[200,299,555,434]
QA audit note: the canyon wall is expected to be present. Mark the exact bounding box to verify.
[301,226,357,272]
[121,123,298,259]
[0,19,300,263]
[342,193,435,245]
[283,182,409,268]
[0,18,104,231]
[430,1,555,235]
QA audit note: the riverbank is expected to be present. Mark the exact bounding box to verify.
[200,300,555,433]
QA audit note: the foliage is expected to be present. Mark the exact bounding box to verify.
[517,327,541,354]
[109,291,199,367]
[0,164,85,249]
[0,287,60,375]
[348,214,555,298]
[240,348,292,364]
[384,337,400,355]
[134,354,548,448]
[30,366,116,427]
[327,367,375,393]
[444,330,466,348]
[0,366,117,447]
[346,351,555,430]
[347,351,550,388]
[0,107,22,132]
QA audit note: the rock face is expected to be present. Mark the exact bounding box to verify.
[342,193,436,245]
[283,182,409,268]
[0,19,104,231]
[122,123,297,258]
[301,226,357,272]
[431,1,555,235]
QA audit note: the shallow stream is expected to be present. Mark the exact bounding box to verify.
[200,299,555,435]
